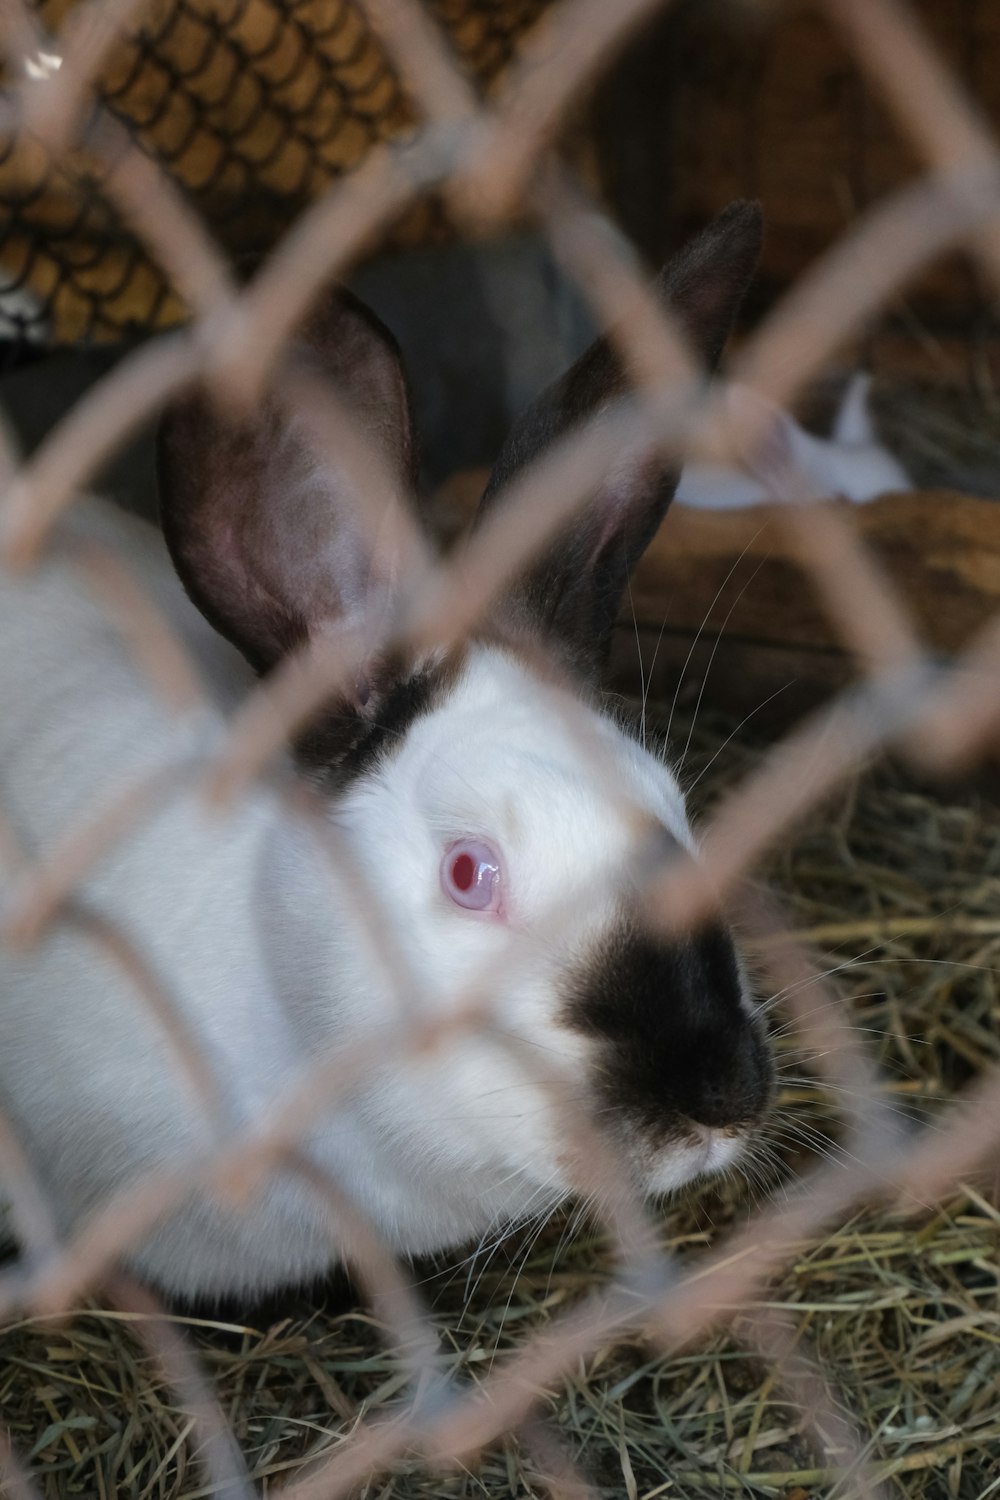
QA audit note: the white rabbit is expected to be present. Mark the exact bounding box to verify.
[0,203,773,1299]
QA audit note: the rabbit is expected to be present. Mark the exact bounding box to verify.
[0,201,773,1300]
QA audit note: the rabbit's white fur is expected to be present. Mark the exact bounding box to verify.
[0,203,773,1298]
[0,500,719,1295]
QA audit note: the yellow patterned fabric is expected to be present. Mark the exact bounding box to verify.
[0,0,553,343]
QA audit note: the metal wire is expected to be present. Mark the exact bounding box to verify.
[1,0,999,1494]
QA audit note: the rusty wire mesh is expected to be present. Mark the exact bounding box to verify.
[1,0,1000,1496]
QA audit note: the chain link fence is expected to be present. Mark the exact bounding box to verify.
[1,0,1000,1496]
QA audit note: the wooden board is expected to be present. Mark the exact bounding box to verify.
[624,491,1000,724]
[590,0,1000,387]
[434,472,1000,726]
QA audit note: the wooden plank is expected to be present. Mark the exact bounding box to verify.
[620,490,1000,721]
[434,473,1000,725]
[634,491,1000,653]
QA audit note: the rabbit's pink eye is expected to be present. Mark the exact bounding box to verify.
[442,840,502,914]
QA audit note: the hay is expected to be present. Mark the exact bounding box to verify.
[871,376,1000,500]
[3,706,1000,1498]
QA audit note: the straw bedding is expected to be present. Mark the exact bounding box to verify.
[2,692,999,1499]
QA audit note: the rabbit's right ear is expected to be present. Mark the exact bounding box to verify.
[475,201,762,679]
[157,289,418,676]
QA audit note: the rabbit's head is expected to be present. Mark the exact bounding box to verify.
[157,203,773,1250]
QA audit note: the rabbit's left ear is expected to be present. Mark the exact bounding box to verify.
[157,288,419,678]
[477,201,762,678]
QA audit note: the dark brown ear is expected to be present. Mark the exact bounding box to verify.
[476,200,763,678]
[156,288,418,676]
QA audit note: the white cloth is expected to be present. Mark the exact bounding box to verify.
[677,374,911,510]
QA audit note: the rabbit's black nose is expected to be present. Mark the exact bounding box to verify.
[680,1020,774,1129]
[563,919,775,1135]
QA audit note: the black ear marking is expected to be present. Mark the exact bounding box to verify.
[476,201,763,678]
[653,200,765,373]
[294,650,464,789]
[156,288,419,678]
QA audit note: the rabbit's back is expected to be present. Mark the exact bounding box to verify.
[0,500,330,1288]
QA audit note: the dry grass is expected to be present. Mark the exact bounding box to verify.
[801,353,1000,499]
[872,376,1000,499]
[3,703,1000,1498]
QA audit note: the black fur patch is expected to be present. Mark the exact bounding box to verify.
[295,656,455,789]
[564,918,773,1136]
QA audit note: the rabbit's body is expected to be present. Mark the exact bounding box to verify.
[0,204,775,1299]
[0,507,321,1290]
[0,510,709,1294]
